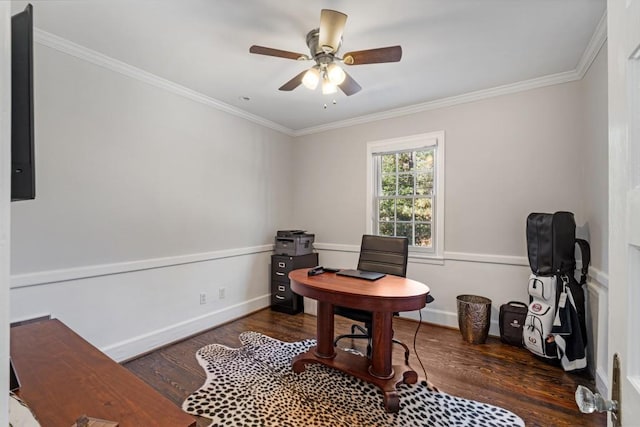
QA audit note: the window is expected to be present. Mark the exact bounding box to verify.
[375,149,434,246]
[366,132,445,258]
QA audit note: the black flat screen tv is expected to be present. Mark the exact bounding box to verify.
[11,4,35,201]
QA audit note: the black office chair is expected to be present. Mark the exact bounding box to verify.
[333,234,424,363]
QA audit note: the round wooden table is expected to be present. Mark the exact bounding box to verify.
[289,268,430,412]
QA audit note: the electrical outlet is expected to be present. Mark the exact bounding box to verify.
[218,287,226,299]
[199,293,206,305]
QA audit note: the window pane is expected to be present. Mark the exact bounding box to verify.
[415,223,432,247]
[415,197,432,221]
[381,154,396,174]
[379,222,394,236]
[398,152,413,172]
[396,198,412,221]
[416,173,433,195]
[378,199,395,221]
[396,223,413,244]
[415,150,434,170]
[381,174,396,196]
[372,138,441,253]
[398,174,414,196]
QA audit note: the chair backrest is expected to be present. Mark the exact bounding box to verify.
[357,235,409,278]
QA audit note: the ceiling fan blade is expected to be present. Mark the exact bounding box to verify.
[338,70,362,96]
[342,46,402,65]
[279,70,308,91]
[249,45,308,60]
[319,9,347,53]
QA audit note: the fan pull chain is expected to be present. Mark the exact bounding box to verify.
[323,100,338,109]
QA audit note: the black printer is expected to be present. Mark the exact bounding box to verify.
[275,230,315,256]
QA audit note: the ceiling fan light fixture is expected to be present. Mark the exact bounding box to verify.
[322,78,337,95]
[327,63,346,85]
[302,67,320,90]
[249,9,402,97]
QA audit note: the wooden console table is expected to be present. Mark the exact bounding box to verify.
[288,269,430,412]
[10,319,195,427]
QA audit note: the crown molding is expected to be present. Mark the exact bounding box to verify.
[34,29,295,137]
[575,11,608,79]
[291,69,582,136]
[34,9,608,139]
[292,11,608,137]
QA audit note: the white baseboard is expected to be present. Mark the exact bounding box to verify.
[302,303,501,338]
[102,294,270,362]
[400,308,501,337]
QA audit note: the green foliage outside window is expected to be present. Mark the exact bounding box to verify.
[375,149,434,248]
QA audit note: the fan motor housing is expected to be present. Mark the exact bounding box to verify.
[306,28,341,57]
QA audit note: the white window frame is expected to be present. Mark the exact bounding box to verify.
[366,131,445,261]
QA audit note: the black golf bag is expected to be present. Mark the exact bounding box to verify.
[524,211,590,372]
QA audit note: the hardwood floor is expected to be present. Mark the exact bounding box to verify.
[124,308,606,427]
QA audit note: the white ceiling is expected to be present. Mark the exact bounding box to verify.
[14,0,606,134]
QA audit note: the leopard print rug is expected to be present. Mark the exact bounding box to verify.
[182,331,525,427]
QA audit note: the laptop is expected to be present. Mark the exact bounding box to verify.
[336,269,386,281]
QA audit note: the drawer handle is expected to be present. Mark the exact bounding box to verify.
[276,272,285,276]
[275,295,285,300]
[278,285,285,292]
[278,262,286,268]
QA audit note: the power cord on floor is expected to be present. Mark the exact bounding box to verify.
[413,309,429,383]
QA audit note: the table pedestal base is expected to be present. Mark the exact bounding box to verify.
[292,346,418,413]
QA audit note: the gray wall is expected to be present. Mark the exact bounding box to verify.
[292,83,586,254]
[579,43,609,391]
[10,41,295,360]
[580,44,609,274]
[11,44,294,274]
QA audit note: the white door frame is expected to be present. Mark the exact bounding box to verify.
[607,0,640,424]
[1,3,13,426]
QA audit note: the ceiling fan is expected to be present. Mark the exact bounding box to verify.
[249,9,402,96]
